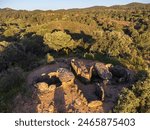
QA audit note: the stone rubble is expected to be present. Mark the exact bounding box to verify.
[13,58,133,113]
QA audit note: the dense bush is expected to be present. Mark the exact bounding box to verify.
[44,31,77,51]
[90,31,132,57]
[133,75,150,112]
[0,67,25,112]
[113,88,140,113]
[114,72,150,113]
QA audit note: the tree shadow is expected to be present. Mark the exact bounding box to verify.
[51,29,95,44]
[20,32,45,56]
[0,32,46,72]
[64,29,95,44]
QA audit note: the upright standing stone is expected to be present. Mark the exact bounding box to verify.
[71,59,94,83]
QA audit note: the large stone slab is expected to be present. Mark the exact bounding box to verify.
[57,68,75,83]
[71,59,94,83]
[95,62,112,80]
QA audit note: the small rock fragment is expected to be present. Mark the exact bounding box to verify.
[36,82,49,92]
[88,101,103,108]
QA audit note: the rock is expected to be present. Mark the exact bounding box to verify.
[75,98,82,105]
[36,82,49,92]
[48,68,75,84]
[57,68,75,83]
[71,59,94,83]
[48,72,58,78]
[48,68,75,87]
[95,63,112,80]
[96,83,105,101]
[48,85,56,91]
[110,65,129,82]
[46,53,55,64]
[88,101,103,108]
[106,64,113,69]
[41,73,46,76]
[110,65,126,77]
[48,105,54,112]
[36,104,43,112]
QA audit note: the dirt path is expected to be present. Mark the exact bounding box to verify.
[27,58,70,86]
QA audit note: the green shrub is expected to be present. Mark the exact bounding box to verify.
[114,88,140,113]
[114,71,150,113]
[0,67,25,112]
[43,31,76,51]
[133,75,150,112]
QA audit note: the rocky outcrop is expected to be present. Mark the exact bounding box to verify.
[95,62,112,80]
[71,59,94,83]
[34,81,55,113]
[110,65,131,83]
[57,68,75,83]
[14,58,134,113]
[48,68,75,84]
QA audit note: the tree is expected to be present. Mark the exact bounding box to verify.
[114,71,150,113]
[43,31,76,51]
[137,32,150,60]
[90,31,132,57]
[0,67,25,112]
[114,88,140,113]
[133,75,150,112]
